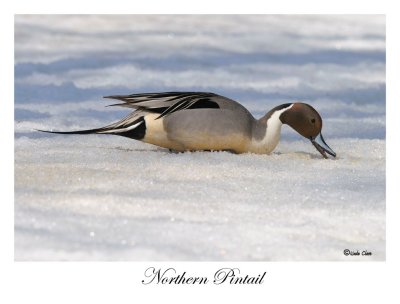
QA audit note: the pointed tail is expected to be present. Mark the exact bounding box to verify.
[37,114,147,140]
[36,128,104,135]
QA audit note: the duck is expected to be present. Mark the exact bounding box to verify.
[39,91,336,158]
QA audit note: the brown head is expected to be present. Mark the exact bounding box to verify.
[280,103,322,139]
[279,103,336,158]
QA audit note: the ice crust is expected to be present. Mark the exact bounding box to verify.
[14,15,385,260]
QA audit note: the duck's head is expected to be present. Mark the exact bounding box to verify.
[279,103,336,159]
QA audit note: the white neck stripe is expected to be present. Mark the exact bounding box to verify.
[250,104,293,153]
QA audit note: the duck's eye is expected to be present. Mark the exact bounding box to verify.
[311,118,316,124]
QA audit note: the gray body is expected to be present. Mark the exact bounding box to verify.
[133,94,280,153]
[161,109,254,152]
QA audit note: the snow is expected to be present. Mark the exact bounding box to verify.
[14,15,385,261]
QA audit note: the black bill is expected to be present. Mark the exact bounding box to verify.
[311,133,336,159]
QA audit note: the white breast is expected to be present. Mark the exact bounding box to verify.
[249,104,293,154]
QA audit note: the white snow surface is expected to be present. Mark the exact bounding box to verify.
[14,15,385,261]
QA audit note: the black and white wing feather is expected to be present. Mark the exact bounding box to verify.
[104,91,247,119]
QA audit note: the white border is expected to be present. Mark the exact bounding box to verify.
[3,1,399,303]
[9,0,389,14]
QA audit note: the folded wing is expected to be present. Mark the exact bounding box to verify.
[104,91,246,119]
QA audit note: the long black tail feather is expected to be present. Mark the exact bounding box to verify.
[36,128,104,135]
[37,116,147,140]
